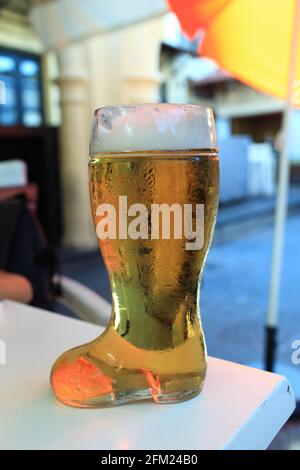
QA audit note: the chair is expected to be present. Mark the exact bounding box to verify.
[53,274,111,327]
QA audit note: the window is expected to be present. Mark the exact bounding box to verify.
[0,50,43,127]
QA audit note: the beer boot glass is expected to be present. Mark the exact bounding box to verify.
[51,104,219,407]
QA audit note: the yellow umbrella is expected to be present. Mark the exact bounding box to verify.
[169,0,300,373]
[169,0,300,103]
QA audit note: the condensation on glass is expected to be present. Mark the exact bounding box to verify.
[51,104,219,407]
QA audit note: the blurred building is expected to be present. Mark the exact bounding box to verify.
[0,3,299,249]
[0,1,165,248]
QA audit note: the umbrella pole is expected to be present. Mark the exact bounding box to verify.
[266,0,300,372]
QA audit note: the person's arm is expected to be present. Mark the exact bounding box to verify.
[0,271,33,303]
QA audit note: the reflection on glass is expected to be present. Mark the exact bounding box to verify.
[0,51,43,127]
[0,108,17,125]
[21,83,40,109]
[19,60,39,78]
[0,56,15,74]
[0,76,17,106]
[0,80,5,105]
[23,110,42,127]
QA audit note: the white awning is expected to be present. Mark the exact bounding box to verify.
[30,0,167,50]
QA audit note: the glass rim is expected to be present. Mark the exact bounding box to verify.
[90,103,217,155]
[93,103,214,115]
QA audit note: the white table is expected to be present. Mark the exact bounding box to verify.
[0,300,295,450]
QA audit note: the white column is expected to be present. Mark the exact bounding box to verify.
[121,17,164,103]
[122,75,161,103]
[85,17,164,110]
[57,43,96,249]
[57,17,164,248]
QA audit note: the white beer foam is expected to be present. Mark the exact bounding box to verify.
[90,104,216,154]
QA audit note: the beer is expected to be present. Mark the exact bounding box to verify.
[51,105,219,407]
